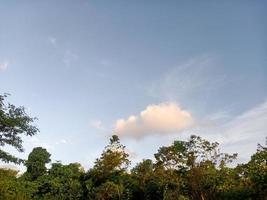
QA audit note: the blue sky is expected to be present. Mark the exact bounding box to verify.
[0,1,267,170]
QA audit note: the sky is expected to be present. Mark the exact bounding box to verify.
[0,0,267,171]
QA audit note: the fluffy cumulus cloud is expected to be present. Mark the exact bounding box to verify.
[114,102,194,138]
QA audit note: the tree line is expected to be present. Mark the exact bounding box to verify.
[0,94,266,200]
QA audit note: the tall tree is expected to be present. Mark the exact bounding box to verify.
[93,135,130,182]
[25,147,51,180]
[238,141,267,200]
[86,135,130,199]
[0,94,38,164]
[154,135,238,200]
[35,162,84,200]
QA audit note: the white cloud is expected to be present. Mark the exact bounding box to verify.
[214,100,267,163]
[191,100,267,164]
[114,102,194,138]
[60,139,67,144]
[63,50,78,67]
[0,61,9,72]
[90,120,105,130]
[222,100,267,145]
[55,139,68,145]
[48,37,57,47]
[28,136,54,150]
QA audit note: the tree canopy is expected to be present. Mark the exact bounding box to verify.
[0,94,38,164]
[0,134,266,200]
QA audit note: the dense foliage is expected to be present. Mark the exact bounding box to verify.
[0,94,38,164]
[0,95,266,199]
[0,135,266,200]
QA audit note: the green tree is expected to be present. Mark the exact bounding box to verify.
[24,147,51,181]
[0,94,38,164]
[131,159,153,192]
[216,166,252,200]
[93,135,130,183]
[184,136,237,200]
[94,181,124,200]
[35,162,84,200]
[154,140,187,171]
[237,142,267,200]
[154,135,238,200]
[0,168,37,200]
[85,135,130,199]
[0,168,20,200]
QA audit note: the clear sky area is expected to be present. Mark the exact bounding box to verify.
[0,0,266,170]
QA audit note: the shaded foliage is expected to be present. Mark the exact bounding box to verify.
[24,147,51,181]
[0,135,266,200]
[0,94,38,164]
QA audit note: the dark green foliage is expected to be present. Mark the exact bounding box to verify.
[35,162,84,200]
[24,147,51,180]
[0,168,37,200]
[1,116,266,200]
[92,135,130,184]
[0,94,38,164]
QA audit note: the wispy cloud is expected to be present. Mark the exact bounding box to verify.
[0,61,9,72]
[46,37,78,68]
[48,36,57,47]
[90,120,105,131]
[28,136,70,151]
[146,55,226,104]
[55,139,68,145]
[28,136,55,150]
[63,50,78,67]
[114,102,194,139]
[191,100,267,163]
[222,100,267,144]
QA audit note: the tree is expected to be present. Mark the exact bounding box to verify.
[24,147,51,180]
[35,162,84,200]
[0,94,38,164]
[237,142,267,200]
[154,140,187,171]
[131,159,153,191]
[85,135,130,199]
[1,130,266,199]
[0,168,20,199]
[94,181,123,200]
[93,135,130,183]
[154,135,238,200]
[184,136,237,200]
[0,168,37,199]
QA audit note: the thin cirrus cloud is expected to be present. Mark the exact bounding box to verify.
[145,55,227,107]
[220,100,267,163]
[114,102,194,138]
[188,99,267,163]
[222,99,267,145]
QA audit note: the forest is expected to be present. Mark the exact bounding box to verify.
[0,94,266,200]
